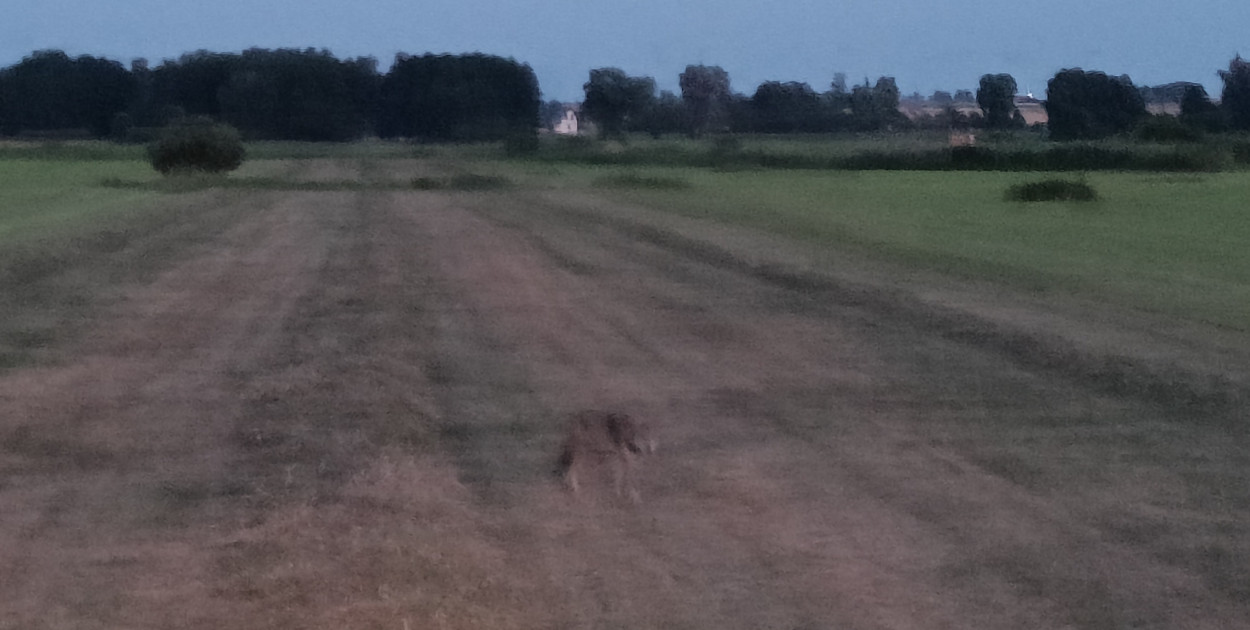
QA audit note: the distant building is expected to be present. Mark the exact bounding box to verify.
[949,131,977,147]
[554,107,579,135]
[1013,97,1049,126]
[900,95,1050,127]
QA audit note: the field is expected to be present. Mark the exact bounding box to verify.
[575,167,1250,330]
[1,139,1249,629]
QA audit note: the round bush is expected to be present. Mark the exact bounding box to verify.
[1005,179,1099,202]
[147,118,245,175]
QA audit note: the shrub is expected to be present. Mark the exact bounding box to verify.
[592,171,691,190]
[1005,179,1099,202]
[1232,141,1250,165]
[1138,146,1229,172]
[503,130,540,156]
[950,145,998,168]
[1036,145,1127,170]
[1046,69,1146,140]
[147,117,245,175]
[1136,115,1204,143]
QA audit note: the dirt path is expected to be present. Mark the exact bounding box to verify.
[1,162,1247,629]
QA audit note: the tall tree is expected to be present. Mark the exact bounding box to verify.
[750,81,820,133]
[151,51,237,119]
[849,76,904,131]
[679,65,730,136]
[1045,69,1146,140]
[580,68,656,139]
[0,50,136,137]
[1220,55,1250,131]
[830,73,848,97]
[1140,82,1201,106]
[1180,84,1224,132]
[636,90,686,137]
[977,73,1019,128]
[125,58,163,128]
[342,56,382,135]
[378,53,539,141]
[827,72,852,112]
[216,48,376,141]
[539,99,566,131]
[0,70,11,135]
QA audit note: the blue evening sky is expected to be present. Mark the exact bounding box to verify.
[2,1,1246,101]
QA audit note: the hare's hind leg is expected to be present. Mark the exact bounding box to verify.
[563,459,581,494]
[557,442,581,494]
[613,452,641,504]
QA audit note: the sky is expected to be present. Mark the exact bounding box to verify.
[2,0,1247,102]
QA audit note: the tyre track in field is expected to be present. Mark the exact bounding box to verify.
[524,190,1250,426]
[0,190,333,628]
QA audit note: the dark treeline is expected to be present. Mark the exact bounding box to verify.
[378,53,538,141]
[1,47,1248,144]
[0,50,135,137]
[1046,58,1247,140]
[580,66,909,138]
[0,48,538,142]
[578,57,1250,141]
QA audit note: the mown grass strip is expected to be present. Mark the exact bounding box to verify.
[526,194,1248,424]
[0,159,258,369]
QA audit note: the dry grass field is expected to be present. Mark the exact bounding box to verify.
[1,155,1248,629]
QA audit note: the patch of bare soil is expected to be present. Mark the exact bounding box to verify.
[1,160,1247,629]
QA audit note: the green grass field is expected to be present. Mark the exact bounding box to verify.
[4,136,1249,335]
[3,138,1250,627]
[0,151,254,368]
[0,158,161,242]
[535,163,1250,330]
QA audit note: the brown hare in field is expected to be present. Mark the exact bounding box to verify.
[556,410,656,503]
